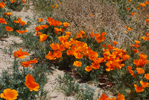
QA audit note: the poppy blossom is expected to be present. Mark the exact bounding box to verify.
[4,12,12,16]
[73,61,82,67]
[21,58,39,67]
[89,14,94,17]
[134,84,144,93]
[90,28,94,38]
[146,19,149,23]
[38,18,44,22]
[144,73,149,80]
[51,5,54,8]
[63,22,70,28]
[126,8,130,10]
[140,81,149,88]
[0,88,18,100]
[133,49,139,53]
[142,36,148,41]
[5,26,13,31]
[45,51,56,60]
[98,92,109,100]
[0,2,5,8]
[140,3,146,7]
[55,4,58,9]
[16,29,28,34]
[99,92,116,100]
[25,74,39,91]
[0,18,7,24]
[14,48,29,59]
[117,93,125,100]
[22,0,26,3]
[113,41,118,45]
[65,31,72,35]
[131,12,135,16]
[39,34,48,42]
[90,62,100,70]
[10,0,15,3]
[145,1,149,4]
[136,68,145,74]
[85,66,92,72]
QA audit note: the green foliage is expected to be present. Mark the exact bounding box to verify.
[58,73,99,100]
[3,0,25,11]
[0,57,48,100]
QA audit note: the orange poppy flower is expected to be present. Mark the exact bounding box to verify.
[20,20,27,26]
[5,26,13,31]
[142,36,148,41]
[140,81,149,88]
[90,28,94,38]
[14,48,29,59]
[39,34,48,42]
[25,74,39,91]
[63,22,70,28]
[99,92,116,100]
[85,66,92,72]
[10,0,15,3]
[90,62,100,70]
[76,33,83,39]
[113,41,118,45]
[147,15,149,18]
[131,12,135,16]
[0,18,7,24]
[134,84,144,93]
[101,44,106,48]
[36,32,42,36]
[126,8,130,10]
[89,14,94,17]
[146,19,149,23]
[144,73,149,80]
[14,18,21,23]
[16,29,28,34]
[45,51,56,60]
[127,27,133,31]
[140,3,146,7]
[21,58,38,67]
[54,27,60,34]
[22,0,26,3]
[136,68,145,74]
[117,93,125,100]
[55,4,58,9]
[51,5,54,8]
[74,52,83,59]
[65,31,72,35]
[133,49,139,53]
[3,12,12,16]
[53,51,62,58]
[0,88,18,100]
[128,66,135,78]
[122,54,130,60]
[50,43,60,50]
[0,2,5,8]
[44,24,49,29]
[145,0,149,4]
[98,92,109,100]
[35,25,44,32]
[58,35,69,44]
[38,18,44,22]
[64,41,71,49]
[73,61,82,67]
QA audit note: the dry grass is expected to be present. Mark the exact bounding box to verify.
[51,0,134,48]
